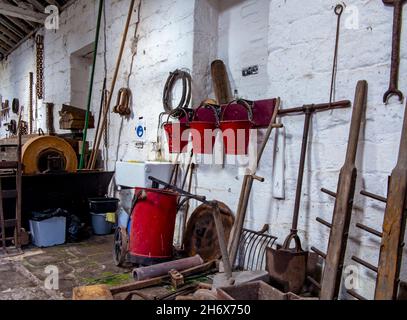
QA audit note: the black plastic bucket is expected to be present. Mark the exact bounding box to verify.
[88,198,119,213]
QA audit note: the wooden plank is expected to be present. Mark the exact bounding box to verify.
[211,60,232,105]
[375,101,407,300]
[320,81,368,300]
[61,104,88,116]
[0,2,47,24]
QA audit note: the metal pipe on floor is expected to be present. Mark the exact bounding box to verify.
[132,255,204,281]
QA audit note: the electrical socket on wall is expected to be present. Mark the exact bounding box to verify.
[242,65,259,77]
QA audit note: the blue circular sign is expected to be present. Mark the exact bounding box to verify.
[136,125,144,138]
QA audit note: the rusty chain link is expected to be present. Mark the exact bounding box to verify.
[29,72,34,134]
[35,35,44,100]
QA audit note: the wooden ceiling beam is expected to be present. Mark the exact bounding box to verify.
[2,15,32,34]
[6,0,39,29]
[0,32,16,47]
[0,39,11,50]
[0,17,25,38]
[0,1,47,24]
[26,0,46,12]
[0,23,21,41]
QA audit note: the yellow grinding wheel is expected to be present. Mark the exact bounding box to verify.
[22,136,78,174]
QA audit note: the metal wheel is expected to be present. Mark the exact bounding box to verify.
[113,227,128,267]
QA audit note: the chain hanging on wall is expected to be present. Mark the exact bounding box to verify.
[29,72,34,134]
[20,121,29,136]
[35,35,44,100]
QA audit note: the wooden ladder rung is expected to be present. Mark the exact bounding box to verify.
[0,161,18,170]
[352,256,378,273]
[1,190,17,199]
[0,237,16,242]
[347,289,368,300]
[307,276,321,289]
[311,246,327,259]
[4,219,17,228]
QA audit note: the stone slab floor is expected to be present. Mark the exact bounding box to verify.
[0,235,136,300]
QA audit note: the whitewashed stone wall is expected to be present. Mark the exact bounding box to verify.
[192,0,407,300]
[0,0,406,299]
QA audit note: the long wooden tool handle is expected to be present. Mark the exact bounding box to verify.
[211,60,232,105]
[375,99,407,300]
[88,0,137,169]
[212,203,233,279]
[292,108,312,232]
[320,80,368,300]
[228,98,281,265]
[345,81,367,166]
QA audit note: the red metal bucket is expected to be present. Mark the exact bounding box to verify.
[162,109,190,154]
[190,103,219,154]
[220,100,253,155]
[164,123,189,154]
[129,188,179,265]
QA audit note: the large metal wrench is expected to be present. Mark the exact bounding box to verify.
[383,0,406,104]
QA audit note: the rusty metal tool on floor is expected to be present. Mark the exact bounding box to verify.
[309,80,368,300]
[110,260,217,295]
[265,99,351,294]
[236,225,277,272]
[267,106,312,294]
[352,100,407,300]
[383,0,406,103]
[133,255,204,281]
[228,98,282,267]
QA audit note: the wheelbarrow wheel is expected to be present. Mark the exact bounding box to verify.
[113,227,128,267]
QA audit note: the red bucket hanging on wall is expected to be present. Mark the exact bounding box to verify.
[220,100,254,155]
[163,109,190,154]
[129,188,179,265]
[190,103,219,154]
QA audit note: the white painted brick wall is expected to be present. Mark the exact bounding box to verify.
[192,0,407,299]
[0,0,406,299]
